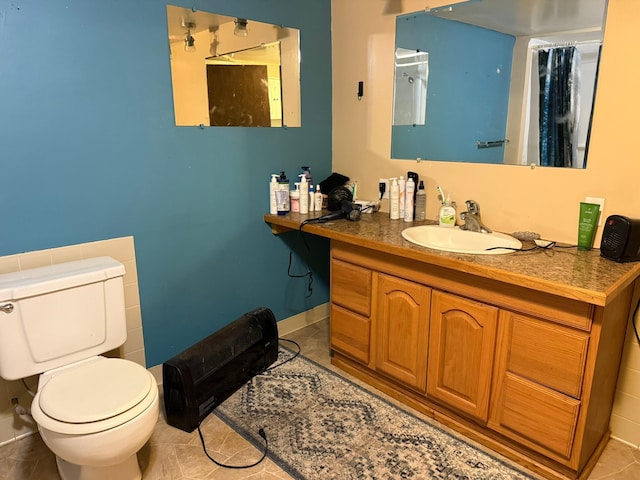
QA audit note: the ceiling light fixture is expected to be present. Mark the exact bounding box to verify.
[234,18,248,37]
[184,22,196,52]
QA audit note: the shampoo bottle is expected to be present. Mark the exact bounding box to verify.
[390,178,400,219]
[298,174,309,214]
[314,185,323,211]
[269,174,279,214]
[404,177,415,222]
[276,172,290,215]
[415,180,426,221]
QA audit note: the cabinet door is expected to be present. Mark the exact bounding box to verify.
[427,291,498,422]
[376,274,430,392]
[489,310,589,461]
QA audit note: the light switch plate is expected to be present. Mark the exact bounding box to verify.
[585,196,605,226]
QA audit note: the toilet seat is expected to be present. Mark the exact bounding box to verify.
[31,357,158,435]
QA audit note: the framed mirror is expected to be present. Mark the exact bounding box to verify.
[166,5,301,127]
[391,0,608,168]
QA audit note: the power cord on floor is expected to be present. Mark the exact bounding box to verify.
[197,424,268,469]
[263,338,301,373]
[197,338,301,469]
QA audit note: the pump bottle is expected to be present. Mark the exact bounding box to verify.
[269,174,279,214]
[298,174,309,214]
[276,172,290,215]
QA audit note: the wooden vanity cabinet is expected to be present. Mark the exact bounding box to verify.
[328,240,634,480]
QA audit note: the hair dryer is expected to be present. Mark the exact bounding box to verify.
[316,187,361,222]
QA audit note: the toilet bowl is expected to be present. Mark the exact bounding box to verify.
[0,257,159,480]
[31,356,159,480]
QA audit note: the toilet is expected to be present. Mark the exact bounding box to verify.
[0,257,159,480]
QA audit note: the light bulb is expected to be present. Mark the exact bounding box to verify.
[234,18,248,37]
[184,27,196,52]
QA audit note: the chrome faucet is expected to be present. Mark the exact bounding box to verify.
[459,200,492,233]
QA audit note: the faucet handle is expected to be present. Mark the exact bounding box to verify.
[465,200,480,214]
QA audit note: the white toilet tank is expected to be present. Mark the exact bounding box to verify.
[0,257,127,380]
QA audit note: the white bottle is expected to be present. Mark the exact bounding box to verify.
[404,177,415,222]
[398,176,406,220]
[314,184,323,211]
[308,184,315,212]
[390,178,400,220]
[269,174,279,215]
[415,180,426,221]
[313,185,322,212]
[298,174,309,214]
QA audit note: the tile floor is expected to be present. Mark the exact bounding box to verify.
[1,319,639,480]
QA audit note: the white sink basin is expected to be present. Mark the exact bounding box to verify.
[401,225,522,254]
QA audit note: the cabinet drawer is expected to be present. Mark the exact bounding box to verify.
[331,259,372,317]
[331,304,371,364]
[490,373,580,460]
[500,311,589,398]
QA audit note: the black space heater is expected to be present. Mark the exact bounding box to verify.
[163,307,279,432]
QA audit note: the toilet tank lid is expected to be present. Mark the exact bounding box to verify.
[0,256,125,302]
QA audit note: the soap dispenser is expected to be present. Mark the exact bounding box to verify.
[439,195,456,227]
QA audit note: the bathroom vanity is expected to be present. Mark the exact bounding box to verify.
[264,212,640,480]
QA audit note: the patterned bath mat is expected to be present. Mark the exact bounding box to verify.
[215,348,535,479]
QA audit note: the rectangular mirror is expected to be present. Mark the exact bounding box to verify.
[167,5,301,127]
[391,0,608,168]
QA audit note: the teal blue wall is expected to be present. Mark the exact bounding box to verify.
[0,0,332,366]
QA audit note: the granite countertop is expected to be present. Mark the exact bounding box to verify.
[265,211,640,307]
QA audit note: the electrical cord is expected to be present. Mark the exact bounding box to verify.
[263,338,301,373]
[197,424,268,469]
[197,338,301,469]
[287,221,314,297]
[484,241,577,252]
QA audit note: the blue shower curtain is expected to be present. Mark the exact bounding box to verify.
[538,47,578,167]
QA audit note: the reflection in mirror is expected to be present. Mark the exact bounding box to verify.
[391,0,608,168]
[393,49,429,126]
[166,5,301,127]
